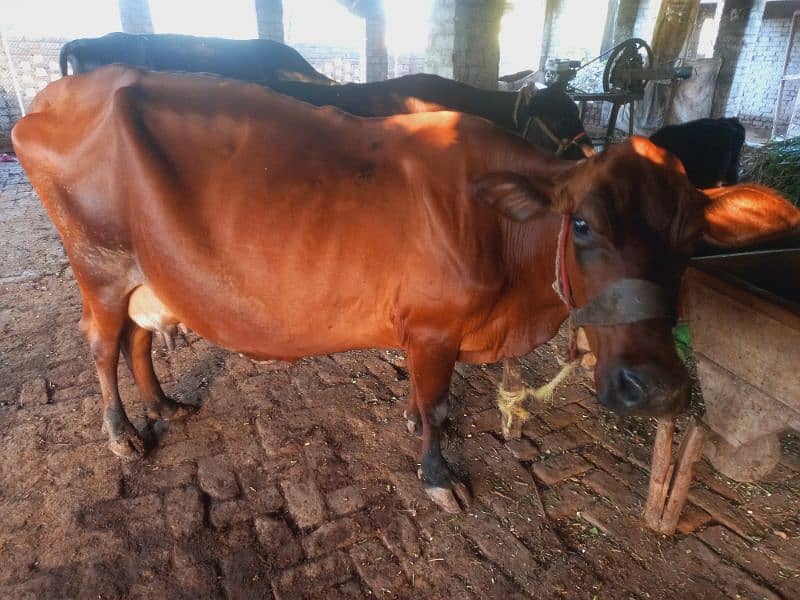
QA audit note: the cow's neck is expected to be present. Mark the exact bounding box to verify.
[436,87,519,131]
[483,212,571,361]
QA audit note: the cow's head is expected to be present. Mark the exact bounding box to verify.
[473,137,799,417]
[516,84,595,160]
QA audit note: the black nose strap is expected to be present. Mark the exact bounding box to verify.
[571,278,674,327]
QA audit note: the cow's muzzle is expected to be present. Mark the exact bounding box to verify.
[571,278,686,416]
[598,362,689,416]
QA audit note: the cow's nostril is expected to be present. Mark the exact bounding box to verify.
[617,367,646,408]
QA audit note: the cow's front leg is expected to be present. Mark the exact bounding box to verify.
[407,341,470,513]
[121,321,198,422]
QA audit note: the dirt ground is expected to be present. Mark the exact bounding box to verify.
[1,160,799,599]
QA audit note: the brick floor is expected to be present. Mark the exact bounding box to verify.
[2,161,800,598]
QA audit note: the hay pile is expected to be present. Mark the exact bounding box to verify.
[741,137,800,205]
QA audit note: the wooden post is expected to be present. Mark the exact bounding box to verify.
[638,0,702,130]
[644,417,709,535]
[770,11,800,139]
[643,418,675,528]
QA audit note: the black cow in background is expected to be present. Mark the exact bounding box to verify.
[650,117,746,189]
[59,32,335,85]
[59,33,593,161]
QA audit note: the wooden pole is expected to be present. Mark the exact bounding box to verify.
[643,417,675,529]
[659,419,708,533]
[643,416,709,535]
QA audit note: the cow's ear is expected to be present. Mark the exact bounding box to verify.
[630,136,687,175]
[471,172,552,222]
[701,184,800,247]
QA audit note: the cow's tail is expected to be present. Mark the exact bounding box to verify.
[59,40,78,76]
[58,42,71,76]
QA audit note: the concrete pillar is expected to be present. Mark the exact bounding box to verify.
[118,0,154,34]
[426,0,457,79]
[366,10,388,82]
[539,0,563,69]
[255,0,284,43]
[426,0,503,88]
[632,0,663,42]
[453,0,504,88]
[609,0,642,49]
[712,0,766,117]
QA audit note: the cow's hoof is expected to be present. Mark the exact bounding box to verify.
[424,481,471,513]
[151,397,199,422]
[403,410,422,436]
[107,428,145,460]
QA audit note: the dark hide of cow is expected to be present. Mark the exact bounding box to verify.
[59,31,335,85]
[266,74,594,160]
[650,117,746,189]
[15,67,795,513]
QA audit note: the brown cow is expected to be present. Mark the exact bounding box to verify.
[13,67,797,512]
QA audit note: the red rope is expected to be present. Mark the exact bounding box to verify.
[558,214,575,309]
[571,131,588,144]
[557,214,579,362]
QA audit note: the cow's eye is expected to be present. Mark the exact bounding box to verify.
[572,217,590,237]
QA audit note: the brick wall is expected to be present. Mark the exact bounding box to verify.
[387,54,426,79]
[0,37,65,150]
[737,14,799,130]
[293,43,363,83]
[294,43,424,84]
[720,0,770,121]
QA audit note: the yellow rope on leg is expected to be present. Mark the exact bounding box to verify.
[527,362,575,403]
[496,385,530,438]
[495,362,576,437]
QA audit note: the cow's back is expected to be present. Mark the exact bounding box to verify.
[60,32,333,84]
[145,35,325,83]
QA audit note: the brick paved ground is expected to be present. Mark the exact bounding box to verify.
[1,161,799,599]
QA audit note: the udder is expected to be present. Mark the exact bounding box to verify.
[128,285,186,350]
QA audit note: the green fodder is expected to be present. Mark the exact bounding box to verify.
[741,137,800,205]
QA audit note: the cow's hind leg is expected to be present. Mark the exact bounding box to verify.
[121,321,197,422]
[403,380,422,436]
[407,340,470,513]
[81,305,145,459]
